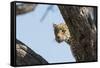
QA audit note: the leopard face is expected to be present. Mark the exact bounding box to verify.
[53,23,71,43]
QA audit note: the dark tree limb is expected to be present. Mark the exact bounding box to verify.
[16,4,37,15]
[16,39,48,66]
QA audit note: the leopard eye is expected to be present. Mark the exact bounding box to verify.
[62,30,66,32]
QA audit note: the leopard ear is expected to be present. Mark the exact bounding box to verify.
[53,24,57,28]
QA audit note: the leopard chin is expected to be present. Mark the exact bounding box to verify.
[55,39,63,43]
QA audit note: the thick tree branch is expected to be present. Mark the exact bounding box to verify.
[58,5,97,62]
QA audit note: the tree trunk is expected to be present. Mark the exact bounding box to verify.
[58,5,97,62]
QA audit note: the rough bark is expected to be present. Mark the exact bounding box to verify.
[58,6,97,62]
[16,39,48,66]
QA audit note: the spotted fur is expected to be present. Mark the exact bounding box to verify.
[53,23,71,43]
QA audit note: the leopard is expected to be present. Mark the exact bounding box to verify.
[53,23,97,62]
[53,23,71,44]
[53,23,84,62]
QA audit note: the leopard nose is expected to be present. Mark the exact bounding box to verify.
[57,36,60,39]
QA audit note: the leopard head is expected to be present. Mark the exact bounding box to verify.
[53,23,71,43]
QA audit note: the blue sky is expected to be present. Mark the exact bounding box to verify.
[16,4,75,63]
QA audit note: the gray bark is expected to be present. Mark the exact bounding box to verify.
[58,6,97,62]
